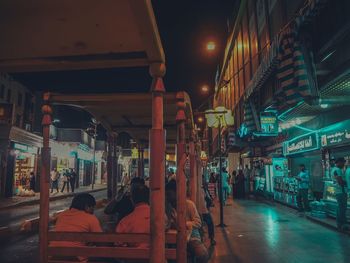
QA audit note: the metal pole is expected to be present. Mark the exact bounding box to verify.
[91,123,97,190]
[39,96,52,263]
[217,120,226,227]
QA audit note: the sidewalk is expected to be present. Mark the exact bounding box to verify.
[267,198,350,235]
[0,184,107,211]
[209,198,350,263]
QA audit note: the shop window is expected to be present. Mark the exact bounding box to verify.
[0,84,5,99]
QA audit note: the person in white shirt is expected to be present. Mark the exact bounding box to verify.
[50,168,60,193]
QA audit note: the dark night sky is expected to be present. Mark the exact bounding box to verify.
[11,0,237,131]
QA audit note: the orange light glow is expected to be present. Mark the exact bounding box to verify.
[198,116,204,123]
[201,85,209,94]
[206,41,216,51]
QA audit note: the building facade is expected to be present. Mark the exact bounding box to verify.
[212,0,350,217]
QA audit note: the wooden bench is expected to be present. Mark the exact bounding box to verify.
[48,231,177,262]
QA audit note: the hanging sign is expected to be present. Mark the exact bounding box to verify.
[283,132,319,155]
[320,120,350,147]
[260,111,278,134]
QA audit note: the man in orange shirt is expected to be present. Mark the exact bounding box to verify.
[50,193,103,262]
[115,184,150,248]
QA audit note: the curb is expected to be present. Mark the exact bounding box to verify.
[19,199,108,233]
[0,187,107,211]
[261,197,350,236]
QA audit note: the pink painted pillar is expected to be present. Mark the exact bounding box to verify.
[149,63,166,263]
[176,100,187,262]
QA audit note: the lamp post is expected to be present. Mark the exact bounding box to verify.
[205,106,234,227]
[87,118,99,190]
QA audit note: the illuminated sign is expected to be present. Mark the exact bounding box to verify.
[320,120,350,147]
[131,147,139,159]
[283,132,319,155]
[13,143,37,154]
[260,111,278,134]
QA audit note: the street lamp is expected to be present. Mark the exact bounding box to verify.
[201,85,209,94]
[206,41,216,51]
[87,118,100,190]
[205,106,234,227]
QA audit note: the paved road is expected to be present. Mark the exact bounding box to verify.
[0,190,107,231]
[0,190,108,263]
[211,199,350,263]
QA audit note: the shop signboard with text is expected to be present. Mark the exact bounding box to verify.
[320,120,350,147]
[283,132,319,155]
[260,111,278,134]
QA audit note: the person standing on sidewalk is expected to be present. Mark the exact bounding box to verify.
[61,169,70,193]
[29,171,36,192]
[50,168,60,193]
[332,157,348,231]
[200,186,216,246]
[295,164,310,212]
[70,168,77,193]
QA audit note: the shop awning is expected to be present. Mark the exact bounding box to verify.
[244,0,328,100]
[275,27,315,109]
[243,100,257,135]
[0,0,164,72]
[47,92,194,154]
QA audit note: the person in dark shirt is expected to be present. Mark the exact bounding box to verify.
[69,169,77,193]
[104,177,145,223]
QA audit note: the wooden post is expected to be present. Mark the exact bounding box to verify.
[112,133,118,198]
[137,145,142,177]
[149,63,166,263]
[107,134,113,200]
[176,100,187,263]
[189,137,197,204]
[140,146,145,178]
[39,93,52,263]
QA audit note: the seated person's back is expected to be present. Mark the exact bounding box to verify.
[116,183,150,248]
[50,193,102,262]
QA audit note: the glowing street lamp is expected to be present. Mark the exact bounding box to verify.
[197,116,204,123]
[201,85,209,94]
[206,41,216,51]
[205,106,234,227]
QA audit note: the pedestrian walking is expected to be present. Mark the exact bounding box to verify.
[70,168,77,192]
[61,169,70,193]
[243,165,251,196]
[29,171,36,192]
[50,168,60,193]
[231,170,237,199]
[221,167,230,205]
[332,157,349,231]
[295,164,310,212]
[200,186,216,246]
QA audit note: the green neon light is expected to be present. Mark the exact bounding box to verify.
[283,131,319,155]
[253,132,279,137]
[278,101,304,119]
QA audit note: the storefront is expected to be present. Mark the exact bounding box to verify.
[319,119,350,220]
[279,132,322,207]
[77,144,94,186]
[11,142,39,195]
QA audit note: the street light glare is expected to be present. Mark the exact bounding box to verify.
[206,41,216,51]
[201,85,209,94]
[198,116,204,123]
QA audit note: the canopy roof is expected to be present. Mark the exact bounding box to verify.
[48,92,194,153]
[0,0,164,72]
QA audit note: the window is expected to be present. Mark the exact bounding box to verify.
[6,89,11,102]
[17,92,23,107]
[0,84,5,99]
